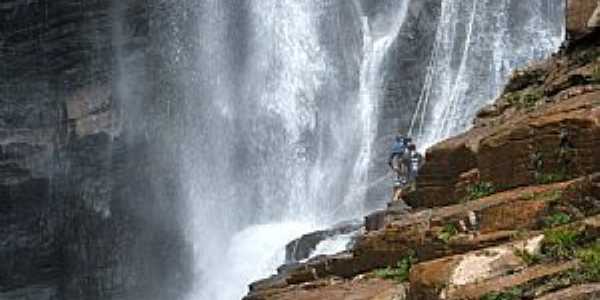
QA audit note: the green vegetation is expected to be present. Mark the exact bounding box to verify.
[438,223,458,244]
[574,49,600,66]
[506,88,544,109]
[480,288,523,300]
[543,227,580,259]
[544,212,572,228]
[535,171,568,185]
[576,242,600,282]
[374,254,415,282]
[511,229,530,241]
[521,189,562,203]
[462,182,496,202]
[514,248,542,266]
[522,89,544,108]
[539,190,563,203]
[592,65,600,82]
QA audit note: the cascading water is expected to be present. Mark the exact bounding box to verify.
[346,0,411,213]
[181,1,411,299]
[409,0,565,151]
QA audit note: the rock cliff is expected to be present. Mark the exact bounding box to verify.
[245,3,600,300]
[0,1,192,299]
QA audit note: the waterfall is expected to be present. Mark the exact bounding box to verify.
[181,1,410,299]
[153,0,566,299]
[345,0,411,214]
[409,0,565,151]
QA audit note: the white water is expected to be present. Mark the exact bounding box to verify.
[346,0,411,213]
[177,1,567,299]
[308,232,357,260]
[197,222,317,300]
[184,1,411,299]
[409,0,565,151]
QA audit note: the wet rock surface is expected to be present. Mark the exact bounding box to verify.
[0,1,192,299]
[285,221,362,263]
[245,26,600,300]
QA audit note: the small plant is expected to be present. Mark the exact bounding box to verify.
[438,223,458,244]
[505,92,522,106]
[521,89,544,108]
[514,248,542,266]
[543,227,580,259]
[463,182,495,202]
[511,229,530,241]
[480,288,523,300]
[505,88,544,109]
[592,65,600,83]
[374,254,415,282]
[539,190,563,203]
[535,171,567,185]
[522,190,562,203]
[576,242,600,282]
[544,212,572,228]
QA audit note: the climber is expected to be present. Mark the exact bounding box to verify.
[388,135,410,186]
[407,143,423,182]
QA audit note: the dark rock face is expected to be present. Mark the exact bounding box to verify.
[285,221,362,263]
[0,1,192,299]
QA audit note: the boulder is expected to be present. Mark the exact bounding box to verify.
[246,277,406,300]
[408,235,547,300]
[535,284,600,300]
[567,0,599,38]
[285,221,362,263]
[587,1,600,28]
[408,214,600,300]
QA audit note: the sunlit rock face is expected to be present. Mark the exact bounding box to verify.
[0,1,191,299]
[567,0,599,37]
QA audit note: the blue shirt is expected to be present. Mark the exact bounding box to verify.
[391,142,406,154]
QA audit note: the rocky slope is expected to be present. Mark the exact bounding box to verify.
[245,2,600,300]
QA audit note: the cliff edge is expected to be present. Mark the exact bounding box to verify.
[245,2,600,299]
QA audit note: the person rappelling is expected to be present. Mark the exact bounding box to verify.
[388,135,423,187]
[388,135,410,186]
[407,143,422,182]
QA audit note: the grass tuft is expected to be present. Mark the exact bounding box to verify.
[544,212,572,228]
[514,248,542,266]
[535,172,568,185]
[576,242,600,282]
[374,254,415,283]
[438,223,458,244]
[462,182,495,202]
[592,65,600,82]
[543,227,580,259]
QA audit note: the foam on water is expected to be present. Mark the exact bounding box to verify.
[308,232,357,260]
[194,222,317,300]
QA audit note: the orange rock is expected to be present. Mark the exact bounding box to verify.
[245,277,406,300]
[567,0,599,38]
[408,92,600,209]
[535,284,600,300]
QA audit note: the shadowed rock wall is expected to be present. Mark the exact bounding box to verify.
[0,1,192,299]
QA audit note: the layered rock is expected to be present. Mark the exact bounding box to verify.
[0,1,192,299]
[407,29,600,209]
[246,21,600,300]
